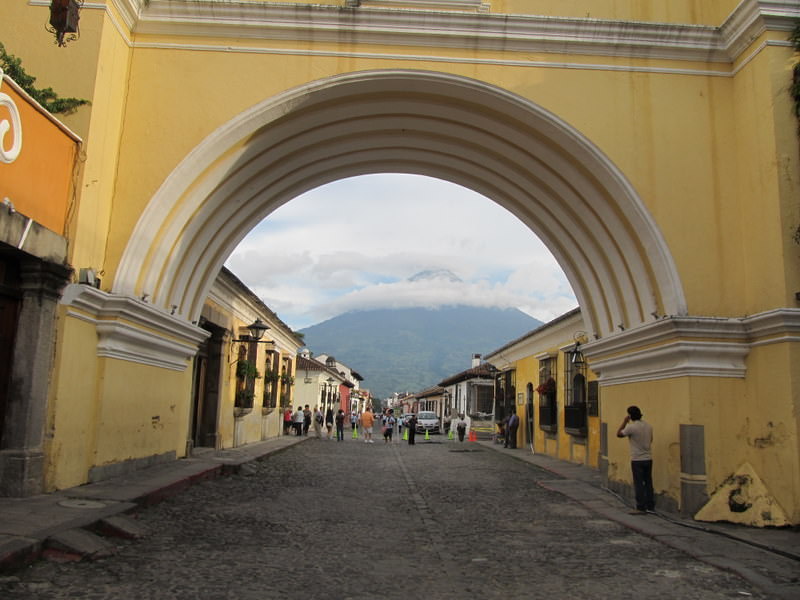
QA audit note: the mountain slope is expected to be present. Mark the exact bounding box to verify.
[299,306,542,399]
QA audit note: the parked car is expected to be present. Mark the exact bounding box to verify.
[415,411,440,434]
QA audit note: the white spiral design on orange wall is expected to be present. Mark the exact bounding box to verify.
[0,69,23,164]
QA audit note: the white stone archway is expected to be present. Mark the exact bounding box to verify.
[115,69,686,341]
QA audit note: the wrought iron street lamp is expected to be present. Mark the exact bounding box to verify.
[47,0,83,47]
[232,318,271,344]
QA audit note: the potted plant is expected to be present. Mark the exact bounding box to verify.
[235,389,255,411]
[236,360,261,380]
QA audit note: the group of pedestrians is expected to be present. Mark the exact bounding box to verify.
[283,404,473,449]
[344,405,420,445]
[282,405,347,441]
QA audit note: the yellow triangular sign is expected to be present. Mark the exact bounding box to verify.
[694,462,790,527]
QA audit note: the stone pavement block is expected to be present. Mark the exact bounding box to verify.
[654,532,739,558]
[539,479,614,502]
[93,515,148,540]
[45,529,117,560]
[697,555,800,600]
[0,535,41,572]
[65,460,222,505]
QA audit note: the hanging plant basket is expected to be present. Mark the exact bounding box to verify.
[536,378,556,395]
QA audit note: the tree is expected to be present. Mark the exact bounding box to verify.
[0,42,89,114]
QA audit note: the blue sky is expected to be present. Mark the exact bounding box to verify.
[225,174,577,330]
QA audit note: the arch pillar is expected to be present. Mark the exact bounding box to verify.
[0,259,71,497]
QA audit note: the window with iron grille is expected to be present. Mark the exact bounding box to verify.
[235,342,257,409]
[538,357,557,432]
[280,357,292,408]
[263,350,279,410]
[475,383,493,415]
[494,369,515,422]
[564,346,587,436]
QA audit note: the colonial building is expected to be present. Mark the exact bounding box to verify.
[313,354,364,414]
[439,355,496,436]
[197,268,303,451]
[294,352,348,417]
[414,386,446,418]
[485,309,600,466]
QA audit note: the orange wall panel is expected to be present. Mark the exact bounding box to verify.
[1,78,80,235]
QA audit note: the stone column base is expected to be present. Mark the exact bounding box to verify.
[0,449,45,497]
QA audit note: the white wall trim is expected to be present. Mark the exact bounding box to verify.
[583,309,800,386]
[744,308,800,346]
[60,284,209,371]
[589,340,750,386]
[118,0,798,66]
[35,1,797,66]
[130,41,737,78]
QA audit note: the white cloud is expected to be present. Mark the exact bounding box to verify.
[226,174,576,329]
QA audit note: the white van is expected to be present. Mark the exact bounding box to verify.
[415,411,440,434]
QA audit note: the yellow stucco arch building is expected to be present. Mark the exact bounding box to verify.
[0,1,797,524]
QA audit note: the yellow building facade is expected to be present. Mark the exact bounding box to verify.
[0,1,798,525]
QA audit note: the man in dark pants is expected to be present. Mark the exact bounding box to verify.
[506,409,519,449]
[407,414,417,445]
[616,405,655,514]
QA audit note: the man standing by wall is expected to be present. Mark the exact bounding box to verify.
[506,409,519,449]
[616,406,655,514]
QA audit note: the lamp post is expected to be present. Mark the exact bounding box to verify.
[232,318,274,353]
[245,318,270,342]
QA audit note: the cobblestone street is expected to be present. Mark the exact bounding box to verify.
[1,434,779,599]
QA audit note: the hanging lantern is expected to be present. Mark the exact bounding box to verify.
[47,0,83,47]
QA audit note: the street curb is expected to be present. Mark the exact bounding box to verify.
[0,537,42,573]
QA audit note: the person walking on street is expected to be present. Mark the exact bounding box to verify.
[303,405,312,436]
[360,406,375,443]
[616,405,655,514]
[292,406,304,436]
[382,409,397,444]
[407,414,417,445]
[350,411,357,431]
[506,409,519,449]
[325,407,334,439]
[335,409,346,441]
[452,413,468,442]
[283,407,293,435]
[313,406,323,438]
